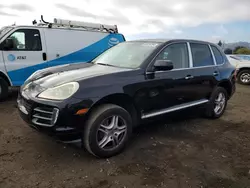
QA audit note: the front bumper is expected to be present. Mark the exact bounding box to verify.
[17,93,95,142]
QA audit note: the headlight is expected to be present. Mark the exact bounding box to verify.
[38,82,79,100]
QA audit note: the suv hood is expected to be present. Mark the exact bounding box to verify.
[28,62,131,89]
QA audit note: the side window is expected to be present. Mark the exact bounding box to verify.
[190,43,214,67]
[155,43,189,69]
[211,46,224,65]
[5,29,42,51]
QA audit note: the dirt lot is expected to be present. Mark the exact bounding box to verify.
[1,84,250,188]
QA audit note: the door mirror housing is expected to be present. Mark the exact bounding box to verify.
[154,60,173,71]
[3,38,14,50]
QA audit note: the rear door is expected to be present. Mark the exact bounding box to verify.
[2,28,47,86]
[189,42,219,101]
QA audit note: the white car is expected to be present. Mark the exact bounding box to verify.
[227,55,250,85]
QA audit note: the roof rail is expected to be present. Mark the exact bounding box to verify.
[38,15,118,33]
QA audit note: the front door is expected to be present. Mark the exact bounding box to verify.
[2,28,47,86]
[142,42,195,114]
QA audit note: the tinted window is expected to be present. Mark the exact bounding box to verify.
[155,43,189,69]
[190,43,214,67]
[5,29,42,51]
[211,46,224,65]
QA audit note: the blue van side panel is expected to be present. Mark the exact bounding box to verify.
[7,34,125,86]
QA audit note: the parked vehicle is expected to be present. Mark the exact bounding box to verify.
[227,55,250,85]
[0,16,125,100]
[17,39,236,158]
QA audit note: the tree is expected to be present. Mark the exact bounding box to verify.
[218,40,222,47]
[224,48,233,54]
[233,46,245,54]
[234,47,250,55]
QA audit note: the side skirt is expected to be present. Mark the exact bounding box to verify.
[141,99,209,119]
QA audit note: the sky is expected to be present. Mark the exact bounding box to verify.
[0,0,250,43]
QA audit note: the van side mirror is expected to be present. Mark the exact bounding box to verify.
[3,38,14,50]
[154,60,173,71]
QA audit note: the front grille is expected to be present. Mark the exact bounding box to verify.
[32,106,59,127]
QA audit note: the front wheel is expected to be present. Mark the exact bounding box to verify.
[83,104,132,158]
[204,87,228,119]
[237,70,250,85]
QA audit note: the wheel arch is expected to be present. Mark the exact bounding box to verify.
[237,67,250,73]
[0,71,12,86]
[217,80,232,99]
[87,93,141,126]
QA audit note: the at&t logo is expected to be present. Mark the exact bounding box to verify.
[108,38,120,47]
[8,54,16,62]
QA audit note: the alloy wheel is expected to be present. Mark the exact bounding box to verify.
[96,115,127,150]
[240,73,250,84]
[214,92,226,115]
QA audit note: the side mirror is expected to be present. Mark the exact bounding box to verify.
[3,38,14,50]
[154,60,173,71]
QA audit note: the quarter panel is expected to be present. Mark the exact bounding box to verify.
[217,62,236,83]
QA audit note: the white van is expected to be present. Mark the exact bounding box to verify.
[0,16,125,100]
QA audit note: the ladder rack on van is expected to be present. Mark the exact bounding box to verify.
[36,15,118,33]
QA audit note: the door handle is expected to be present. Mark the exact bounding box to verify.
[213,71,219,76]
[185,75,194,80]
[42,52,47,61]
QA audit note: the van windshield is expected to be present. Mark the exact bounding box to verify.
[0,27,12,39]
[92,42,161,69]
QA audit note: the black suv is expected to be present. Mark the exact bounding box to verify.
[17,39,236,158]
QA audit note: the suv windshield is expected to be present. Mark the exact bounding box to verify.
[0,27,12,39]
[92,41,161,69]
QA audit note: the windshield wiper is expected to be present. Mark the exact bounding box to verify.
[96,63,117,67]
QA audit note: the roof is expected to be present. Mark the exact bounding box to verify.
[129,38,216,45]
[2,24,122,34]
[129,38,170,43]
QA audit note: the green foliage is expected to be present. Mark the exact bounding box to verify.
[234,47,250,55]
[233,46,245,54]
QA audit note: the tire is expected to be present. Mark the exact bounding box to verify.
[83,104,133,158]
[0,78,9,101]
[237,70,250,85]
[204,87,228,119]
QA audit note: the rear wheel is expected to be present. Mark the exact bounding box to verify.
[0,78,9,101]
[237,70,250,85]
[83,104,132,158]
[204,87,228,119]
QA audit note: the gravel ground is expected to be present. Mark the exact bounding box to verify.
[1,84,250,188]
